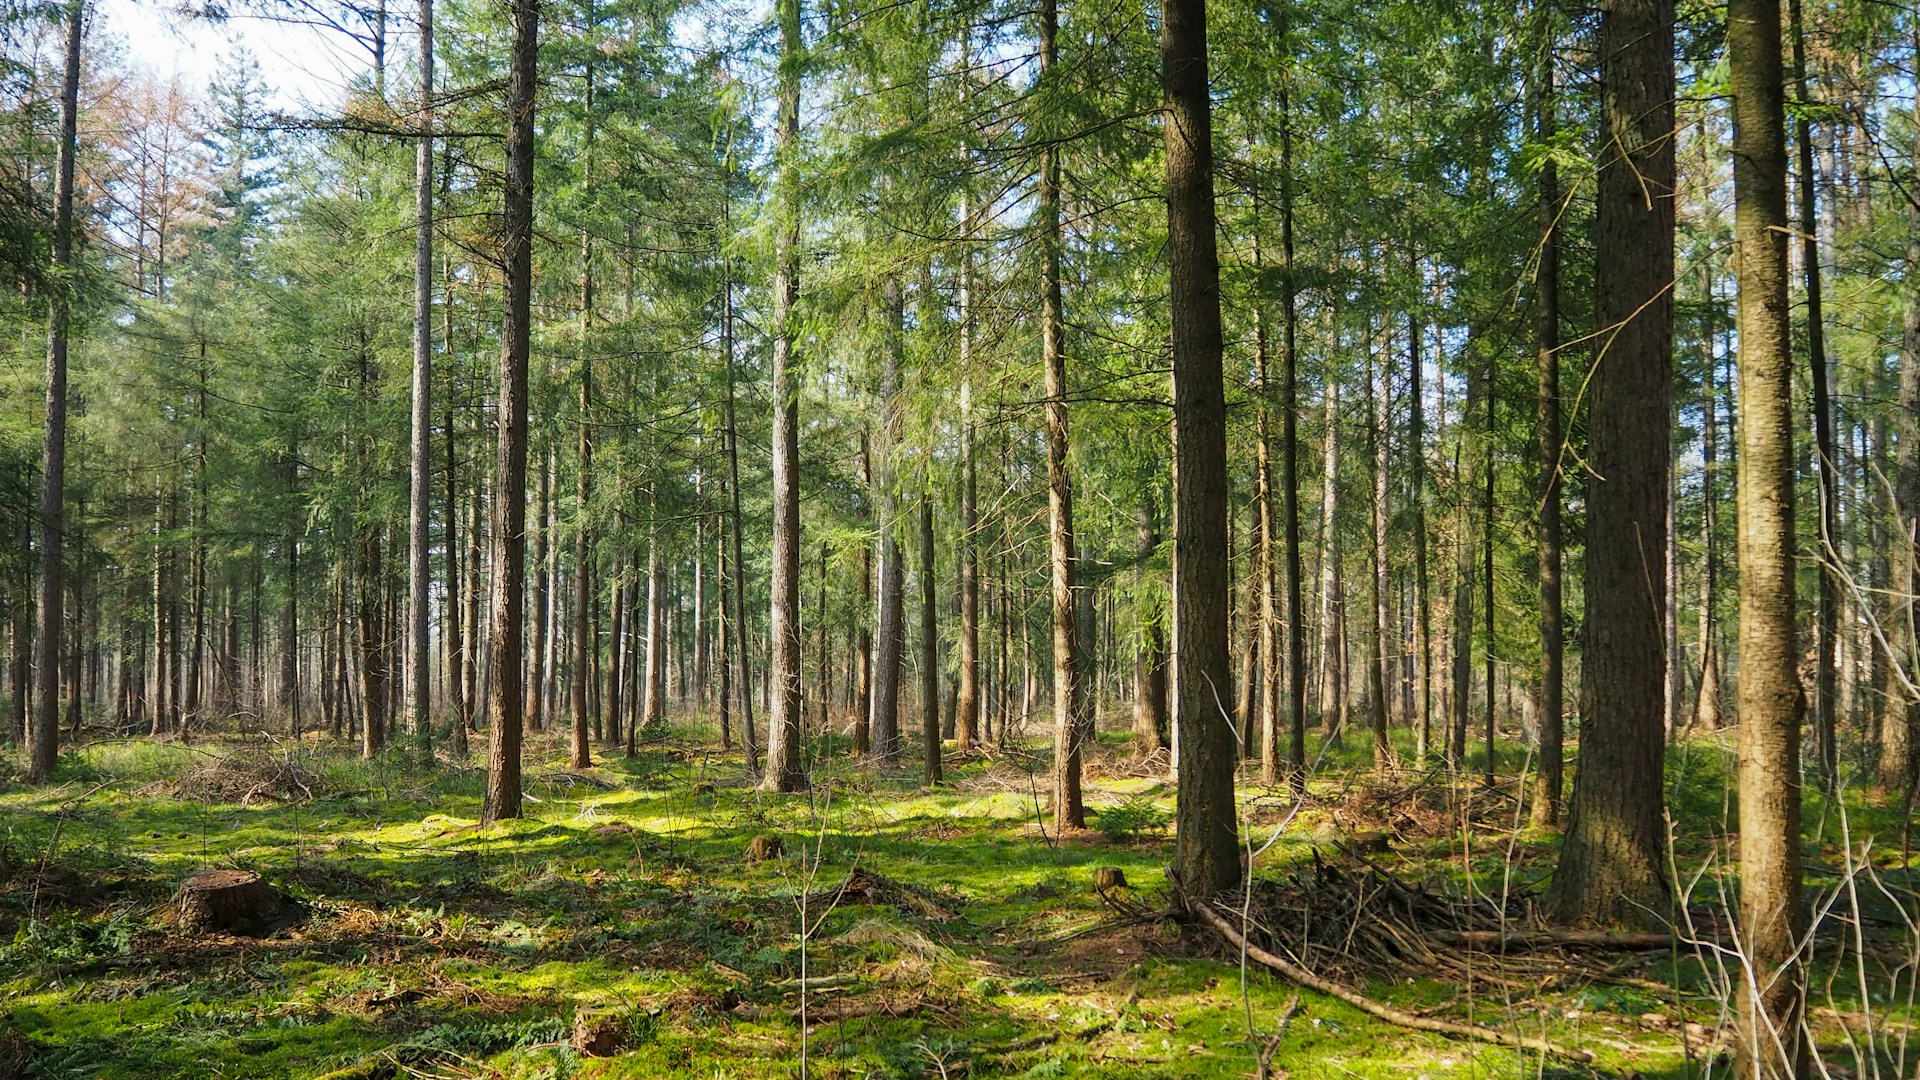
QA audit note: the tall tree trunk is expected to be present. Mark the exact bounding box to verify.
[1318,380,1345,741]
[1039,0,1085,832]
[1279,89,1306,792]
[1409,264,1432,765]
[1530,16,1564,825]
[483,0,537,822]
[1789,0,1837,788]
[1367,342,1392,772]
[1889,35,1920,794]
[642,509,665,736]
[721,249,757,769]
[871,285,906,763]
[1729,0,1806,1070]
[526,453,549,730]
[1165,0,1238,897]
[1554,0,1674,927]
[763,0,806,791]
[571,284,594,769]
[920,492,941,785]
[404,0,435,755]
[28,0,80,782]
[1693,289,1724,733]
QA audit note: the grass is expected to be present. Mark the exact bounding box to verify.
[0,718,1912,1079]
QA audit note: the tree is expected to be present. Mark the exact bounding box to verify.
[403,0,434,757]
[1728,0,1805,1069]
[1553,0,1675,927]
[1166,0,1237,899]
[762,0,806,793]
[1038,0,1085,834]
[28,0,83,784]
[482,0,539,823]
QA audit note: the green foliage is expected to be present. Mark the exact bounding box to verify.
[1092,796,1172,843]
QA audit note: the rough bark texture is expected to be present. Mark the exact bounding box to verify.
[763,0,806,792]
[1530,21,1563,827]
[1279,82,1306,793]
[1039,0,1084,833]
[483,0,537,822]
[29,0,80,783]
[1789,0,1836,787]
[1164,0,1238,898]
[172,869,281,935]
[1729,0,1807,1071]
[1552,0,1673,927]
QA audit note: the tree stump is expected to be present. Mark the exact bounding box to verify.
[745,834,784,863]
[571,1011,628,1057]
[172,869,280,934]
[1092,866,1128,892]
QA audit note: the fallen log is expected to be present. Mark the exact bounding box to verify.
[1428,929,1679,951]
[1187,898,1593,1062]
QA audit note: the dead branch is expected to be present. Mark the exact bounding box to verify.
[1187,898,1594,1062]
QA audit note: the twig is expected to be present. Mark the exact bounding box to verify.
[1256,995,1301,1080]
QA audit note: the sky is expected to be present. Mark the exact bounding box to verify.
[100,0,367,112]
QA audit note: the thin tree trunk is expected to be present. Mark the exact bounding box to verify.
[404,0,434,755]
[1367,341,1392,772]
[871,285,907,763]
[1789,0,1837,788]
[920,492,941,785]
[1531,19,1564,825]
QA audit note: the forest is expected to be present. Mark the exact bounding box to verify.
[0,0,1908,1073]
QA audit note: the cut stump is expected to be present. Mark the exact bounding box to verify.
[745,834,784,862]
[572,1012,628,1057]
[172,869,281,934]
[1092,867,1129,892]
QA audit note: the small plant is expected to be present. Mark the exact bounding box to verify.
[1093,797,1171,843]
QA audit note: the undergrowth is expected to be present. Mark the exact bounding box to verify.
[0,721,1909,1079]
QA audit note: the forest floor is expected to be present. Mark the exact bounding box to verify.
[0,722,1916,1079]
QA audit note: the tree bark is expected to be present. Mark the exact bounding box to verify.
[1165,0,1238,897]
[763,0,806,791]
[1729,0,1807,1070]
[1553,0,1674,927]
[871,284,906,763]
[920,492,941,785]
[28,0,81,782]
[1038,0,1085,832]
[404,0,434,756]
[1367,339,1393,772]
[1530,17,1564,825]
[483,0,537,822]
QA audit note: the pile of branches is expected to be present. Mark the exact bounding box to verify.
[172,751,319,806]
[1221,849,1676,991]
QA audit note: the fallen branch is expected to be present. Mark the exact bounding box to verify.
[1187,899,1593,1062]
[1428,929,1679,951]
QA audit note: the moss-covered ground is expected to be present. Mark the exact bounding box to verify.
[0,723,1914,1079]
